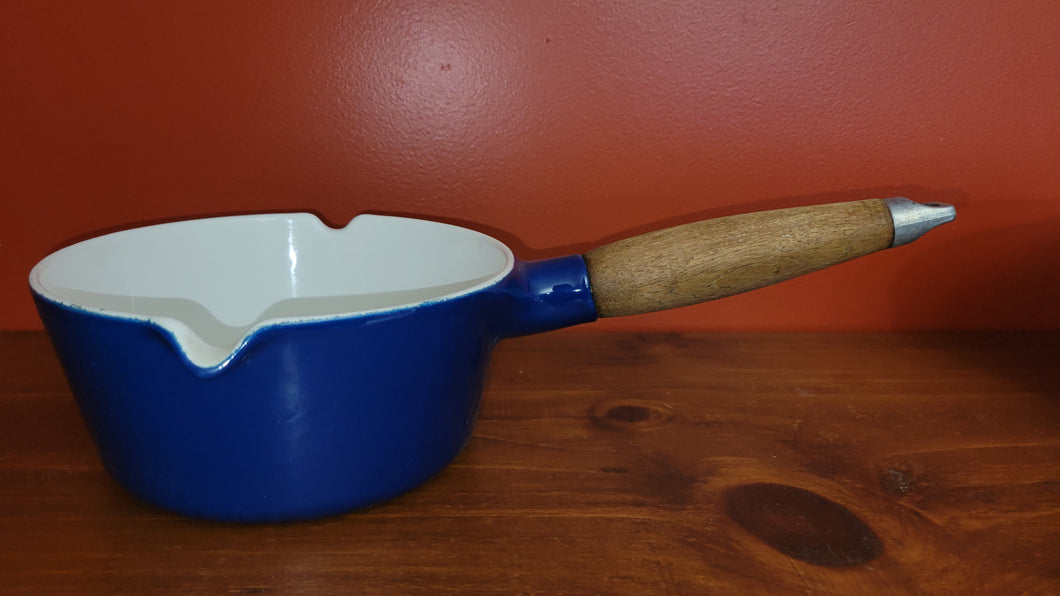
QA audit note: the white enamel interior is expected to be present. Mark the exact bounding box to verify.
[30,213,514,369]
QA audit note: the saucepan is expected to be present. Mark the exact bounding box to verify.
[29,197,954,521]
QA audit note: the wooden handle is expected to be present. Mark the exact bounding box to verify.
[583,199,895,317]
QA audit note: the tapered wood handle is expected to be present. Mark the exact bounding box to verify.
[583,199,895,317]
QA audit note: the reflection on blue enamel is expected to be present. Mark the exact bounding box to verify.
[488,255,598,339]
[29,251,599,521]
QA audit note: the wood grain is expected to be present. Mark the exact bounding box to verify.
[1,330,1058,594]
[584,199,894,317]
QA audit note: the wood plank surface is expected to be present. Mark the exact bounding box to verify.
[1,330,1057,594]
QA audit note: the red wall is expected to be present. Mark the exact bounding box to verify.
[3,1,1058,331]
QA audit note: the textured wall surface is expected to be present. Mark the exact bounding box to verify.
[4,1,1058,331]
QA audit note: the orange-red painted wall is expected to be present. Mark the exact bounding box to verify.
[3,1,1058,331]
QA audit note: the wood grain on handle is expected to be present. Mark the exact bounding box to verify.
[583,199,894,317]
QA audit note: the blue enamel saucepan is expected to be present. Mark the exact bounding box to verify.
[30,197,954,521]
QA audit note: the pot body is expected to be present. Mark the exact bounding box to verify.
[31,216,595,522]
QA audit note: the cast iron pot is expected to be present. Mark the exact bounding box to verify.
[29,197,953,521]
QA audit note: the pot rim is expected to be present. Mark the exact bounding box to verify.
[30,212,517,370]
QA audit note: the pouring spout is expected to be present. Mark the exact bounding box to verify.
[884,197,957,247]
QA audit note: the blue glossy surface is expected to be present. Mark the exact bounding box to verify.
[32,255,596,522]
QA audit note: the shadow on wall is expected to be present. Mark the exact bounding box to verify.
[891,201,1060,331]
[386,185,970,260]
[49,185,965,261]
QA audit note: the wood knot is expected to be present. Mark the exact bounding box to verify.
[591,399,674,431]
[724,483,883,567]
[879,466,917,497]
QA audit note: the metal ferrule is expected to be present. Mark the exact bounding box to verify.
[884,197,957,247]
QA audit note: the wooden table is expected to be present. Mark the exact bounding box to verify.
[2,330,1057,594]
